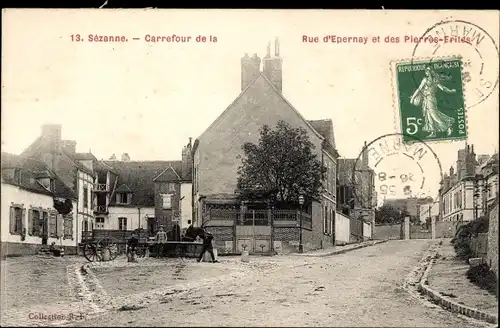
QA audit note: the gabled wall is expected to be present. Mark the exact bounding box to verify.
[195,74,323,197]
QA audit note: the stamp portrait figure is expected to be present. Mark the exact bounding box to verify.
[394,58,467,143]
[410,66,457,138]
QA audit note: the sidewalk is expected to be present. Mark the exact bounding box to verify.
[293,239,388,257]
[426,241,498,321]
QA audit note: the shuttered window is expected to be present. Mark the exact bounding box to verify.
[63,215,73,240]
[9,205,25,235]
[31,209,41,236]
[49,211,57,237]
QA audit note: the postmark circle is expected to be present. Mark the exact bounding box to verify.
[411,20,499,108]
[351,133,443,215]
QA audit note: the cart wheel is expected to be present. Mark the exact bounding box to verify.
[135,247,146,258]
[83,243,98,262]
[96,237,119,261]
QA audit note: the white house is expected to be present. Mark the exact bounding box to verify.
[1,153,78,257]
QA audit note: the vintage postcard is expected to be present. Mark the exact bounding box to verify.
[1,9,498,327]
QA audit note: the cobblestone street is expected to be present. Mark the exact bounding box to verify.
[68,240,490,327]
[1,240,494,327]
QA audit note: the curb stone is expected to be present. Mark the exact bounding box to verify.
[310,239,388,257]
[417,249,498,324]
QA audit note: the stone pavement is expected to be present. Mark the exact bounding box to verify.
[69,239,489,327]
[426,241,498,321]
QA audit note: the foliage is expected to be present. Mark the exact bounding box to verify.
[236,120,326,206]
[53,198,73,215]
[466,263,498,299]
[374,204,417,225]
[451,216,489,259]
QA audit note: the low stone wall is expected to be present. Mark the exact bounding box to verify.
[373,224,402,240]
[486,202,499,280]
[1,242,77,258]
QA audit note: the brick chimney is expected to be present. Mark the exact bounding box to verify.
[40,124,62,172]
[61,140,76,154]
[182,138,193,180]
[121,153,130,161]
[263,38,283,92]
[361,141,369,168]
[465,144,476,177]
[241,53,261,91]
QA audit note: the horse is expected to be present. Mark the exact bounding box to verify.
[183,226,205,241]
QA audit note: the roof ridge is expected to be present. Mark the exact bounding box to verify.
[196,73,263,142]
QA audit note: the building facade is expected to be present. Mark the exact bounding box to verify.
[18,124,97,247]
[439,144,489,222]
[192,40,340,253]
[479,153,499,214]
[1,153,78,257]
[92,139,193,239]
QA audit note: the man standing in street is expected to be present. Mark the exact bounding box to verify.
[197,230,218,263]
[155,225,168,258]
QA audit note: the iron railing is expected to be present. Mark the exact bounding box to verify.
[204,208,312,229]
[95,205,108,213]
[94,183,108,192]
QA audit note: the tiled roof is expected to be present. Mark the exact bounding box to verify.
[102,160,183,206]
[73,152,97,161]
[1,152,77,199]
[307,119,336,149]
[196,72,325,144]
[115,184,133,193]
[153,166,182,182]
[21,136,95,177]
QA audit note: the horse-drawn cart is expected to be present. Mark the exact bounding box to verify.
[79,229,151,262]
[79,229,205,262]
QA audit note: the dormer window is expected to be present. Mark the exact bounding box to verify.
[116,192,132,204]
[37,177,53,192]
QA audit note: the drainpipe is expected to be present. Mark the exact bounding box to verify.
[138,207,141,231]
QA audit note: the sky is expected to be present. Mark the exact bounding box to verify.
[2,9,499,203]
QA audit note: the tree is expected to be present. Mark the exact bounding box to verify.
[375,204,412,225]
[236,120,326,206]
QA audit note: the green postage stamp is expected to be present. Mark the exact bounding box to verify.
[393,57,467,143]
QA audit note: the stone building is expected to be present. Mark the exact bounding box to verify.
[439,144,489,222]
[192,39,340,253]
[92,139,193,239]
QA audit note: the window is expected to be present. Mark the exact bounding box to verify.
[162,194,172,209]
[63,215,73,239]
[49,211,57,237]
[95,217,105,229]
[119,217,128,230]
[168,183,176,192]
[28,209,41,236]
[116,193,131,204]
[83,185,89,208]
[9,205,25,235]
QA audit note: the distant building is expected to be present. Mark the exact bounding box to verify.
[418,201,440,224]
[383,197,434,218]
[1,152,78,256]
[439,144,489,222]
[337,145,377,227]
[479,153,499,215]
[92,139,193,240]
